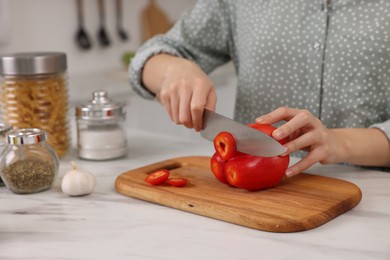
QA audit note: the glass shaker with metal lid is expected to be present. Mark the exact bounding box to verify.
[0,123,12,186]
[76,90,127,160]
[0,128,59,194]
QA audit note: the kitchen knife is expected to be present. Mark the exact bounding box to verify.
[200,109,286,157]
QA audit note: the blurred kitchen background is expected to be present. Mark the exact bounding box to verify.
[0,0,237,140]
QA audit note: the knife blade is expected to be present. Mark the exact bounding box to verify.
[200,109,286,157]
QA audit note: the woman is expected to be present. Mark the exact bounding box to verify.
[130,0,390,177]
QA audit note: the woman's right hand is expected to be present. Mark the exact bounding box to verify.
[142,54,217,132]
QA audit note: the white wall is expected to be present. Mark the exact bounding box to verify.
[0,0,238,140]
[0,0,196,75]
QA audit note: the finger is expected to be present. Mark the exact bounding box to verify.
[169,83,180,124]
[283,130,319,154]
[191,80,215,132]
[256,107,301,124]
[205,88,217,112]
[196,88,217,131]
[273,110,313,140]
[178,83,193,129]
[158,87,173,122]
[285,147,325,177]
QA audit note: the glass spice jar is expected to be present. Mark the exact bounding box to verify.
[0,52,70,157]
[0,128,59,194]
[0,122,12,186]
[76,90,127,160]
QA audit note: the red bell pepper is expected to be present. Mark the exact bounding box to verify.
[144,169,170,185]
[213,131,238,161]
[166,178,188,187]
[210,152,229,184]
[225,154,289,190]
[210,123,290,191]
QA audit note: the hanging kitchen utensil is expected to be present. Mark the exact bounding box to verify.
[75,0,92,50]
[97,0,110,47]
[115,0,129,41]
[141,0,171,42]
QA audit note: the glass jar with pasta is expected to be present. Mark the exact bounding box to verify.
[0,52,69,157]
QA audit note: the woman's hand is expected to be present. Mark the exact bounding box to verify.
[256,107,343,177]
[142,54,217,131]
[256,107,390,177]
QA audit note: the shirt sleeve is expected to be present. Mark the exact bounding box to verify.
[129,0,233,99]
[370,120,390,142]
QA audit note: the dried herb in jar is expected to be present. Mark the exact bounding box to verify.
[2,159,55,193]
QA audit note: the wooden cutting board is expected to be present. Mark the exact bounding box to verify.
[141,0,171,42]
[115,156,362,233]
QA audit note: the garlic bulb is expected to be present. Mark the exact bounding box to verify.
[61,161,96,196]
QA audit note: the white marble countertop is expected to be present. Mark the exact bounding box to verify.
[0,62,389,259]
[1,125,390,260]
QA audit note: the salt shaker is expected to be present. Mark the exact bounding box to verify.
[76,90,127,160]
[0,128,59,194]
[0,123,12,186]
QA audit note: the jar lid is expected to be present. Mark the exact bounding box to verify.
[0,123,12,136]
[76,90,125,120]
[0,52,67,75]
[6,128,47,145]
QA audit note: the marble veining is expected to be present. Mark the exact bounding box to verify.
[1,126,390,260]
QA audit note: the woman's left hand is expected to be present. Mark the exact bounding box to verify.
[256,107,342,177]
